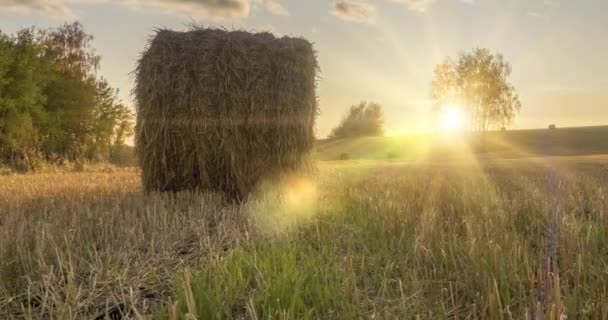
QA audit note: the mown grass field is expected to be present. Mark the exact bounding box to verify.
[1,152,608,319]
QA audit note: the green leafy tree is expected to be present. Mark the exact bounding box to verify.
[112,107,134,147]
[0,29,49,170]
[330,101,384,139]
[89,79,134,160]
[0,22,133,170]
[39,22,101,160]
[431,48,521,131]
[109,107,136,166]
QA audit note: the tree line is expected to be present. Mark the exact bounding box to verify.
[0,22,133,171]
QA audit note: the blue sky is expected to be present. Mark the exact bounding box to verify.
[1,0,607,137]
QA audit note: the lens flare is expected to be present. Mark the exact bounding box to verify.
[284,176,317,208]
[250,175,319,235]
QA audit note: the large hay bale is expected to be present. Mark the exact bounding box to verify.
[134,28,318,200]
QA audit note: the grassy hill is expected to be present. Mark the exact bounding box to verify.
[316,125,608,161]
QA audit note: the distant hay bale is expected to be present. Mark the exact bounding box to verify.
[134,28,318,201]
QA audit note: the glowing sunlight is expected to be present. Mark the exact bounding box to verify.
[438,105,467,132]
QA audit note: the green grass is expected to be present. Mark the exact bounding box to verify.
[163,240,350,320]
[161,160,608,319]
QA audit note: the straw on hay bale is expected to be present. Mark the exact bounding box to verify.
[134,28,318,201]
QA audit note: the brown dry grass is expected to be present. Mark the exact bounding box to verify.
[0,168,251,319]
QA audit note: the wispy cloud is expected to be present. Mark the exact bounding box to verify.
[0,0,75,18]
[122,0,251,19]
[388,0,474,13]
[260,0,289,16]
[0,0,292,19]
[331,1,377,24]
[388,0,435,12]
[127,0,290,19]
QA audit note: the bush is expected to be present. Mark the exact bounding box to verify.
[386,151,398,159]
[330,101,384,139]
[110,145,138,167]
[549,124,557,130]
[73,160,86,172]
[338,153,350,161]
[0,165,13,175]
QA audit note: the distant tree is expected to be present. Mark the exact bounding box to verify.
[549,124,557,130]
[110,102,135,162]
[431,48,521,132]
[330,101,384,139]
[112,106,134,147]
[87,79,134,160]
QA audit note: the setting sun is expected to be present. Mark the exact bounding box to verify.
[439,105,466,132]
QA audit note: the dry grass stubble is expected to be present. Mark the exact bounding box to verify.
[0,169,253,319]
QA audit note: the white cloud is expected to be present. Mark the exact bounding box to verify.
[0,0,75,18]
[262,0,288,16]
[331,1,377,24]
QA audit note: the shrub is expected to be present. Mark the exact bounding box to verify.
[330,101,384,139]
[110,145,137,167]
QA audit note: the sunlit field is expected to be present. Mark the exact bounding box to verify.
[3,0,608,319]
[2,153,608,319]
[317,126,608,161]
